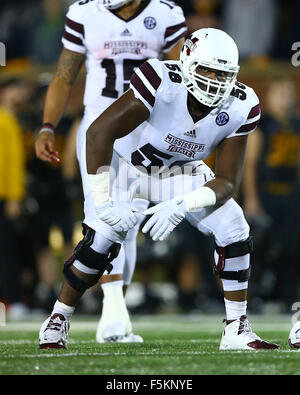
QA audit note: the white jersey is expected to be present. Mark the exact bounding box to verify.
[62,0,187,114]
[114,59,261,171]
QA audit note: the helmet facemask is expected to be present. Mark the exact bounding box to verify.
[182,60,239,107]
[97,0,133,10]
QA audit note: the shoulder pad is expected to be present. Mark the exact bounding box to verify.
[227,82,261,137]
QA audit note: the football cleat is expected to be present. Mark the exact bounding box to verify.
[220,315,280,350]
[288,321,300,349]
[96,320,143,343]
[39,313,69,349]
[118,333,144,343]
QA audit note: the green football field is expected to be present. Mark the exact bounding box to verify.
[0,314,299,376]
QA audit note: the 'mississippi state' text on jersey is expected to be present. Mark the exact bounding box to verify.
[61,0,187,113]
[113,58,261,172]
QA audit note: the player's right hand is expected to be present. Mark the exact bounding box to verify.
[95,200,138,233]
[35,130,60,163]
[142,198,186,241]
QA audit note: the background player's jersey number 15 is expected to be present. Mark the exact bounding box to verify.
[101,58,145,99]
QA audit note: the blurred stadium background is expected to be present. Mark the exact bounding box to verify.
[0,0,299,324]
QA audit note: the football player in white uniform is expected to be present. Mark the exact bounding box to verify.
[35,0,187,345]
[38,27,280,350]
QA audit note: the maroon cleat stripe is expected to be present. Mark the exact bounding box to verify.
[39,343,66,350]
[288,339,300,349]
[247,340,280,350]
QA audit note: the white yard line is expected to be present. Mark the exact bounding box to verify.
[0,317,292,332]
[0,338,220,346]
[4,349,298,360]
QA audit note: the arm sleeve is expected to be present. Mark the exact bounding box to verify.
[130,59,163,113]
[62,4,86,54]
[161,4,187,53]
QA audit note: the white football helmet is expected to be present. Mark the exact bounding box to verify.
[97,0,133,10]
[180,28,240,107]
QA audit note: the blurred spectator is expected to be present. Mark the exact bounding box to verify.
[222,0,277,65]
[29,0,65,65]
[0,0,66,65]
[0,77,28,318]
[175,0,222,33]
[20,76,81,312]
[0,0,41,61]
[174,0,195,16]
[272,0,300,59]
[242,76,300,311]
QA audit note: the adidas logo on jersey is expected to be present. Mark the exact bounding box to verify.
[184,129,197,138]
[120,28,132,37]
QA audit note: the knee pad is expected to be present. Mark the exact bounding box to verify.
[63,224,121,292]
[213,237,253,282]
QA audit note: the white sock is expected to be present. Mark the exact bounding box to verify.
[100,283,132,334]
[52,300,75,321]
[101,280,124,304]
[224,298,247,321]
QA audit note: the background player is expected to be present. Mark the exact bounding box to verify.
[35,0,187,343]
[39,28,279,351]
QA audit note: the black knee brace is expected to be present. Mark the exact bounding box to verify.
[213,237,253,282]
[63,224,121,292]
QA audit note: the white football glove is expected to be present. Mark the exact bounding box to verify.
[87,172,138,233]
[142,198,187,241]
[141,186,217,241]
[95,200,138,233]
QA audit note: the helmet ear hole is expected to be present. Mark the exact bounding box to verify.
[180,28,240,107]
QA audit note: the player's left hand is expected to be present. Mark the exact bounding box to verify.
[35,131,60,163]
[142,199,187,241]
